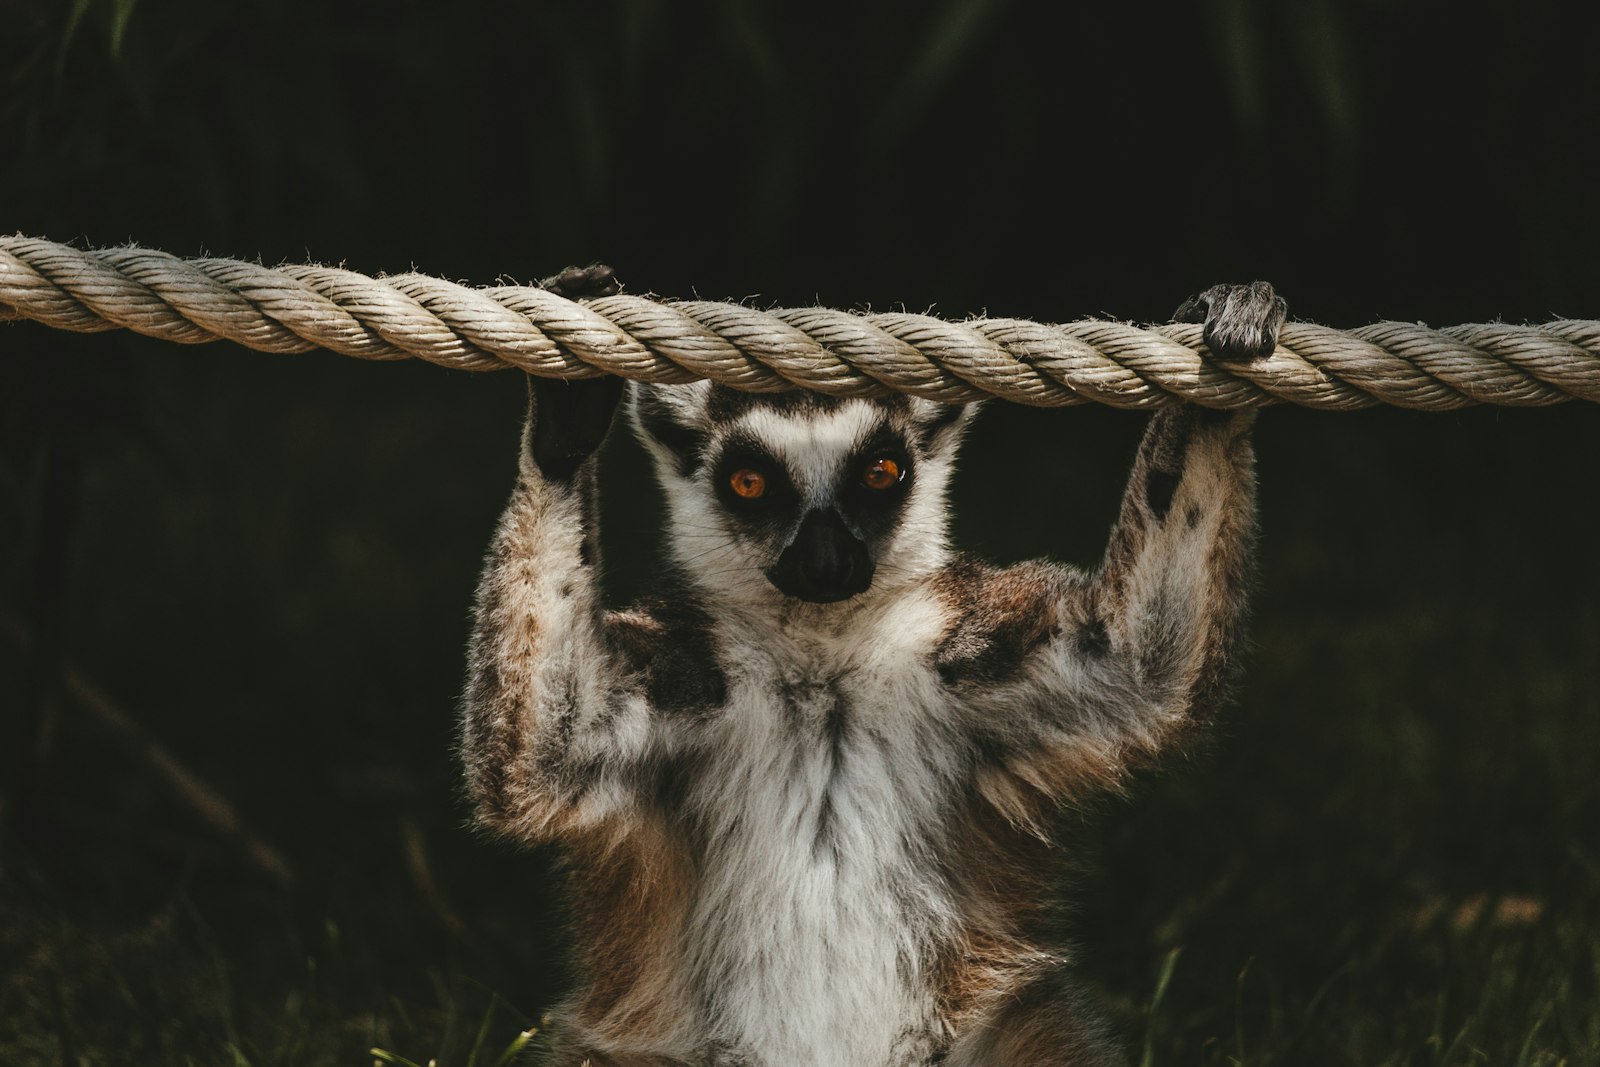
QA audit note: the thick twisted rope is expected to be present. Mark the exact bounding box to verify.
[3,235,1597,409]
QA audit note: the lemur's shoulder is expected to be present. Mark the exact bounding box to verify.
[931,554,1099,686]
[604,580,727,714]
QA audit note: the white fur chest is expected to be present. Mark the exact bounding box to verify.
[676,607,961,1066]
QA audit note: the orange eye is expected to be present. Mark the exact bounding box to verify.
[862,457,902,490]
[729,469,767,499]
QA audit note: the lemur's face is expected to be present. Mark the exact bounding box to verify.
[629,384,974,605]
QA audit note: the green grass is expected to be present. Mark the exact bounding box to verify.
[3,855,1596,1065]
[0,900,545,1067]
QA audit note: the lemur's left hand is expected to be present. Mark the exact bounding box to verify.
[1173,280,1287,363]
[527,264,627,482]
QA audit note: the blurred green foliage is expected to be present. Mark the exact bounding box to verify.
[2,0,1598,1063]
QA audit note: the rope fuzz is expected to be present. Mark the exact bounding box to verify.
[3,236,1597,409]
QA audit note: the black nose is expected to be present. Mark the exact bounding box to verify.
[766,509,875,603]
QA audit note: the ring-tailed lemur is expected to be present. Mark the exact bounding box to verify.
[463,277,1286,1067]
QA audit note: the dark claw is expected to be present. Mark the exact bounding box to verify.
[528,375,626,482]
[538,263,622,300]
[1173,280,1287,363]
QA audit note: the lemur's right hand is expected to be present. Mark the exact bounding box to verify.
[527,264,626,483]
[1172,280,1287,363]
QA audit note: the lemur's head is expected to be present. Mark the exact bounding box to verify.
[628,383,976,607]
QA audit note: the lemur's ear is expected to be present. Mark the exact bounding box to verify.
[908,399,981,460]
[628,381,713,475]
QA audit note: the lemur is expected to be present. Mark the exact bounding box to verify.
[462,272,1286,1067]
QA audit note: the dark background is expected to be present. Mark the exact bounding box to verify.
[3,1,1598,1063]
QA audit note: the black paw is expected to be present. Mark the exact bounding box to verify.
[528,375,626,482]
[1173,281,1286,362]
[538,263,621,300]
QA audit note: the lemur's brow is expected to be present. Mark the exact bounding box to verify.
[735,404,886,465]
[714,433,784,470]
[848,424,911,463]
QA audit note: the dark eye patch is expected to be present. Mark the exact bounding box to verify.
[835,427,914,541]
[712,436,800,535]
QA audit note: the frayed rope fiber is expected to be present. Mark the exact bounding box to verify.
[4,236,1598,409]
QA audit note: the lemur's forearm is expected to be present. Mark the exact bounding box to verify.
[953,409,1257,818]
[463,458,608,836]
[462,377,636,841]
[1093,406,1256,734]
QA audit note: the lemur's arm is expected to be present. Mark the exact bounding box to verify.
[938,283,1283,822]
[461,266,651,843]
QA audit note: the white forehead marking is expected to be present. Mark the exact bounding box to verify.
[738,403,883,504]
